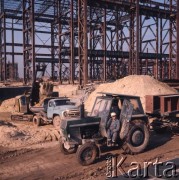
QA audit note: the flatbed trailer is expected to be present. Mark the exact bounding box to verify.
[145,94,179,132]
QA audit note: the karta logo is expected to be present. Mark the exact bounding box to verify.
[106,155,178,178]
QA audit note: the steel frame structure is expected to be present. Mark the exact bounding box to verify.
[0,0,179,86]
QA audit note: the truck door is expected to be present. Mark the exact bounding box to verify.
[47,101,55,118]
[119,99,134,140]
[91,97,112,137]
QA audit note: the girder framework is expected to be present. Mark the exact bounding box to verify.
[0,0,179,85]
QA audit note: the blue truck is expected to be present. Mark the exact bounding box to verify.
[32,98,79,128]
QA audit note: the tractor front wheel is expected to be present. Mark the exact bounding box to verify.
[59,140,77,155]
[76,143,98,166]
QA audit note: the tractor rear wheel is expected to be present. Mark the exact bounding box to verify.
[123,119,149,154]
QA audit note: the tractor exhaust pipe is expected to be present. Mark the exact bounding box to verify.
[80,103,85,118]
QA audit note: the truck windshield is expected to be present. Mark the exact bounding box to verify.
[55,100,72,106]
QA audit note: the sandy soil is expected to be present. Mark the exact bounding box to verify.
[0,121,60,149]
[0,127,179,180]
[0,98,15,113]
[0,113,60,149]
[54,84,79,97]
[0,78,179,179]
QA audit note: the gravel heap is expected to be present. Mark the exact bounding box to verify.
[0,98,15,113]
[0,120,60,148]
[85,75,178,113]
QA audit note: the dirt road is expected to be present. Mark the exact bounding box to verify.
[0,128,179,180]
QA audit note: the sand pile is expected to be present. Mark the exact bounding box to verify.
[85,75,178,112]
[54,84,79,97]
[0,120,60,148]
[0,98,15,113]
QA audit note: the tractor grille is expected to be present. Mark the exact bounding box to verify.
[68,109,80,117]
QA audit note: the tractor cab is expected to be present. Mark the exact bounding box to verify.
[90,92,145,137]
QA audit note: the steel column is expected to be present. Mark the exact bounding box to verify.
[78,0,88,86]
[12,19,15,80]
[103,8,107,82]
[176,0,179,79]
[136,0,140,75]
[51,23,55,80]
[70,0,74,84]
[23,0,35,84]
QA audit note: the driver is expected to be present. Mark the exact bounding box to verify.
[110,99,121,118]
[106,112,120,147]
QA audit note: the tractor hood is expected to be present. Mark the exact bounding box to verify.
[60,116,101,130]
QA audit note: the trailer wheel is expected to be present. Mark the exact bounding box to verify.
[59,140,77,155]
[76,143,98,166]
[53,115,61,129]
[33,116,41,127]
[123,120,149,154]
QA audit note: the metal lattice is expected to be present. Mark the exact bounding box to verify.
[0,0,179,85]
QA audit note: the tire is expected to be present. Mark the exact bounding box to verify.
[76,143,98,166]
[59,140,77,155]
[123,120,149,154]
[53,115,61,129]
[33,115,41,127]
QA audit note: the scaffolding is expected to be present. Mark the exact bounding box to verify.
[0,0,179,86]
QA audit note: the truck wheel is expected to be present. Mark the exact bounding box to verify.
[76,143,97,166]
[59,140,77,155]
[123,120,149,154]
[33,116,41,127]
[53,116,61,129]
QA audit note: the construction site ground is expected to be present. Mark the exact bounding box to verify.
[0,76,179,179]
[0,112,179,180]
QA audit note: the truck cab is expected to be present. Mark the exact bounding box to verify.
[47,98,79,119]
[33,98,80,127]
